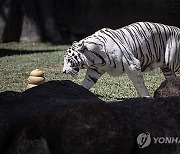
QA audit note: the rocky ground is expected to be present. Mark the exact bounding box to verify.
[0,79,180,154]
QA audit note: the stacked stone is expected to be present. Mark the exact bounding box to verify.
[27,69,45,89]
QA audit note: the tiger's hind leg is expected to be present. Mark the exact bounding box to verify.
[162,37,178,79]
[160,65,176,79]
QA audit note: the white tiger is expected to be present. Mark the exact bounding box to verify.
[63,22,180,97]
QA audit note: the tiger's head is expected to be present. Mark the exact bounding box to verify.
[63,36,105,76]
[63,41,88,76]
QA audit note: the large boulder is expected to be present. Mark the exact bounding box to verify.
[109,97,180,154]
[154,77,180,98]
[0,80,132,154]
[0,80,180,154]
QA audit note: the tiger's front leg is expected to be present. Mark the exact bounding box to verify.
[82,67,105,90]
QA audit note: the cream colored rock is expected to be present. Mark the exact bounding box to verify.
[30,69,44,77]
[27,84,37,89]
[27,69,45,89]
[28,76,45,84]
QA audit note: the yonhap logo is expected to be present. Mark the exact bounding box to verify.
[137,132,151,148]
[137,132,180,149]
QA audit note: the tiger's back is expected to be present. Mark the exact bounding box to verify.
[100,22,180,73]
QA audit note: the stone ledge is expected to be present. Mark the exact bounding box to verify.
[0,80,180,154]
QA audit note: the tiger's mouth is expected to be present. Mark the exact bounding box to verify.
[74,67,79,72]
[66,67,79,76]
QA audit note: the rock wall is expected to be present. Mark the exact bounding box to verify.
[0,80,180,153]
[0,0,180,43]
[154,77,180,98]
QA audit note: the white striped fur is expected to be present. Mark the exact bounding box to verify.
[63,22,180,97]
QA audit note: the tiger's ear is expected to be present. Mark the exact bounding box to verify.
[76,41,86,53]
[71,40,85,52]
[77,41,96,53]
[73,40,100,53]
[72,41,78,45]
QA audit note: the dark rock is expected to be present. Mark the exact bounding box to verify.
[36,0,62,43]
[22,80,100,102]
[20,0,42,42]
[0,80,133,154]
[154,77,180,98]
[0,91,21,104]
[0,4,6,42]
[1,80,180,153]
[1,0,22,42]
[0,0,180,43]
[109,97,180,154]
